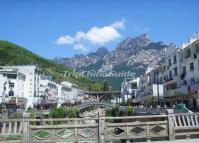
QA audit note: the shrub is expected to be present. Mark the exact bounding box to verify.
[127,106,134,116]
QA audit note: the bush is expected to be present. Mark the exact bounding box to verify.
[67,107,78,118]
[146,96,158,106]
[112,104,120,117]
[51,107,66,118]
[50,107,79,118]
[127,106,134,116]
[105,109,112,117]
[29,111,35,119]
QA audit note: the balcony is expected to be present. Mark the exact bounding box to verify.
[165,77,174,83]
[189,82,199,92]
[164,86,188,97]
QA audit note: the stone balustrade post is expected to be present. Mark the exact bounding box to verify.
[8,122,12,133]
[23,112,30,143]
[98,110,106,143]
[14,121,17,133]
[19,121,22,133]
[167,109,175,141]
[2,123,6,134]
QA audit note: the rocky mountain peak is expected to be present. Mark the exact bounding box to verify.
[53,33,168,89]
[96,47,109,57]
[136,33,151,46]
[86,47,108,58]
[116,33,151,51]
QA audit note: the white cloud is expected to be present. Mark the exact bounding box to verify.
[56,18,126,51]
[73,43,89,51]
[56,35,74,45]
[75,31,86,41]
[111,18,126,29]
[82,26,121,44]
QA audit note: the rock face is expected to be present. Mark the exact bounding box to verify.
[54,47,109,69]
[54,34,168,89]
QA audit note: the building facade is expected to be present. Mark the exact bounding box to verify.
[135,32,199,109]
[0,65,81,110]
[121,78,140,102]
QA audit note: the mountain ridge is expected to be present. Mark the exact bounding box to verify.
[54,34,168,89]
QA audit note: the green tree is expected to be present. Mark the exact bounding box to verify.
[146,96,157,107]
[67,107,78,118]
[51,107,66,118]
[112,103,120,117]
[127,106,134,116]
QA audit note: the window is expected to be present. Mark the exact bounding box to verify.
[198,59,199,70]
[173,55,177,64]
[160,77,163,83]
[191,77,195,84]
[185,48,191,58]
[163,66,166,71]
[169,71,172,79]
[190,62,194,71]
[169,59,171,66]
[7,74,17,79]
[196,44,199,53]
[173,67,178,76]
[9,83,14,88]
[183,80,187,85]
[131,83,137,89]
[9,91,14,96]
[183,66,186,73]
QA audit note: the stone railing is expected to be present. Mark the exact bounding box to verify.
[0,119,23,135]
[174,113,199,139]
[0,118,23,142]
[1,111,199,142]
[103,115,169,142]
[29,118,98,143]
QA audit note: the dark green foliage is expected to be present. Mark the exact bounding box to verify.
[51,107,66,118]
[105,109,112,117]
[103,81,112,91]
[67,107,78,118]
[50,107,78,118]
[127,106,134,116]
[0,40,102,90]
[112,104,120,117]
[145,96,158,107]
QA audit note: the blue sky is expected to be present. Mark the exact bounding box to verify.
[0,0,199,58]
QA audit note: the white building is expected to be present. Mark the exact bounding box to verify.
[163,32,199,108]
[137,66,164,103]
[37,77,59,104]
[136,31,199,108]
[0,65,82,110]
[0,68,26,104]
[0,65,40,109]
[121,78,140,102]
[60,81,79,102]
